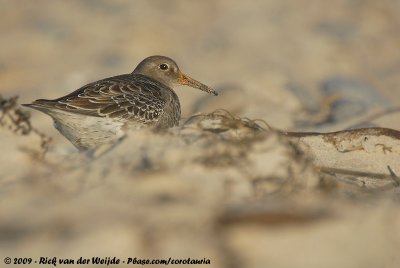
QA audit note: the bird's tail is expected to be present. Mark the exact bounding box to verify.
[22,99,56,114]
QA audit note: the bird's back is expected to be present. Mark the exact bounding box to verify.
[23,73,181,150]
[25,74,176,121]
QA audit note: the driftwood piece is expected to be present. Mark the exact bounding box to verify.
[285,128,400,188]
[182,110,400,189]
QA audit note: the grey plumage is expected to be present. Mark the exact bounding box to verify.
[23,55,217,151]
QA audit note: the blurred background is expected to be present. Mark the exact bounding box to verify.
[2,0,400,134]
[1,1,400,267]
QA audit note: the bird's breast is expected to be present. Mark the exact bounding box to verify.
[156,90,181,128]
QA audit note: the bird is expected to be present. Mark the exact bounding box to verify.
[23,55,218,152]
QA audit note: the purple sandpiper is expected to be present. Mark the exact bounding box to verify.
[23,55,218,151]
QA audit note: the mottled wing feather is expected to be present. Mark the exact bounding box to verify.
[52,74,166,124]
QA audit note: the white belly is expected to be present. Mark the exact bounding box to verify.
[48,110,128,151]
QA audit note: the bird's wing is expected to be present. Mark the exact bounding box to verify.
[35,74,167,124]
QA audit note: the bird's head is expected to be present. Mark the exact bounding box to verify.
[133,55,218,96]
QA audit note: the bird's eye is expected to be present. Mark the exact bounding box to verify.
[159,63,169,71]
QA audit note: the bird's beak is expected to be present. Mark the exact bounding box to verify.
[178,73,218,96]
